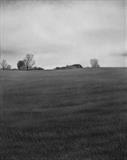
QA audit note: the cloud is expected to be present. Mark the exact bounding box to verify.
[121,53,127,57]
[0,48,18,55]
[0,0,125,67]
[112,52,127,57]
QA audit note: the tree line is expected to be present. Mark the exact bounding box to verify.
[0,54,42,70]
[0,53,100,70]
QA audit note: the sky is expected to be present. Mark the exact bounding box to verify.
[0,0,127,68]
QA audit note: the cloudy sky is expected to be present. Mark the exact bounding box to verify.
[0,0,126,68]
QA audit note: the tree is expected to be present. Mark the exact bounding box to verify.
[7,65,11,70]
[24,54,35,70]
[17,60,25,70]
[0,59,8,70]
[32,66,44,70]
[90,59,100,68]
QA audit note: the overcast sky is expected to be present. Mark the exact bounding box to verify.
[0,0,126,68]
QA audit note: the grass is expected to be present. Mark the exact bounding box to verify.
[0,68,127,160]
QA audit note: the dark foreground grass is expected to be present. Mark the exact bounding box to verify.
[0,68,127,160]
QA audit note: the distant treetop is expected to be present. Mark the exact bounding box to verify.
[55,64,83,70]
[90,59,100,68]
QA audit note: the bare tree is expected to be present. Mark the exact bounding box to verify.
[0,59,8,70]
[90,59,100,68]
[24,54,35,70]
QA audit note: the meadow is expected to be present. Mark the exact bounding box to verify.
[0,68,127,160]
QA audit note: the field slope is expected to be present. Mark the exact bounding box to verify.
[0,68,127,160]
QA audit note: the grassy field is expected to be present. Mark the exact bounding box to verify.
[0,68,127,160]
